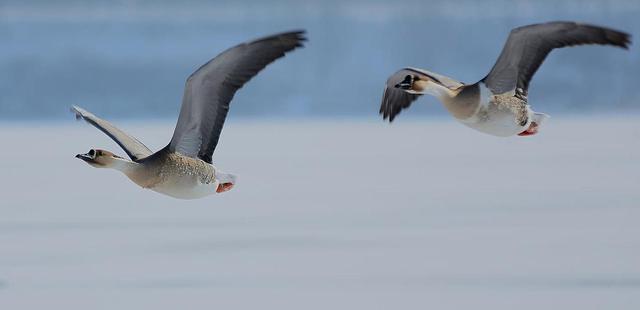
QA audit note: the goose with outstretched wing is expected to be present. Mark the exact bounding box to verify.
[380,22,630,136]
[73,31,306,199]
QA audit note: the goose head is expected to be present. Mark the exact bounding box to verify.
[75,149,126,168]
[394,68,465,100]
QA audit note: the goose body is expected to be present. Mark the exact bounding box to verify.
[450,82,548,137]
[380,22,630,137]
[73,31,306,199]
[456,83,529,137]
[121,150,221,199]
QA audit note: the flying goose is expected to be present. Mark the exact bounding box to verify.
[73,31,306,199]
[380,21,630,137]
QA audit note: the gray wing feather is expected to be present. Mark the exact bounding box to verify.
[379,68,423,122]
[169,31,306,163]
[484,21,630,95]
[71,105,153,161]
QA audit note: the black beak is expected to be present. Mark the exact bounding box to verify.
[75,153,94,162]
[395,82,411,90]
[394,75,413,90]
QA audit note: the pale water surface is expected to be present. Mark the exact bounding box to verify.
[0,118,639,309]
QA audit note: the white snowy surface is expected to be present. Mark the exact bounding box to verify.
[0,118,639,309]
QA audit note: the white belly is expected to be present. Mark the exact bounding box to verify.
[151,175,219,200]
[460,105,531,137]
[458,85,531,137]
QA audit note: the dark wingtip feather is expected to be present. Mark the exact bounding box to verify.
[381,110,392,122]
[252,30,307,50]
[70,105,83,120]
[604,28,631,49]
[291,30,308,41]
[276,30,307,46]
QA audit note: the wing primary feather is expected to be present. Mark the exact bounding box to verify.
[169,31,307,163]
[484,21,631,94]
[71,105,153,161]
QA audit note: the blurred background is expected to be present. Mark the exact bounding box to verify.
[0,0,638,120]
[1,1,639,309]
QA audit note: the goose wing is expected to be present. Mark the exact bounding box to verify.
[71,105,153,161]
[168,31,306,164]
[484,21,630,95]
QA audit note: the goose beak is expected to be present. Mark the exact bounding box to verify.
[395,82,411,89]
[75,152,94,162]
[395,75,413,90]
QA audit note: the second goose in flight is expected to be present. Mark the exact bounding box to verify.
[73,31,306,199]
[380,21,630,137]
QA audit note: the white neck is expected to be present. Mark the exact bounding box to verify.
[106,157,138,173]
[415,80,457,101]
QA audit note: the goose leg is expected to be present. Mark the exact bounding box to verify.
[518,121,539,136]
[216,182,235,193]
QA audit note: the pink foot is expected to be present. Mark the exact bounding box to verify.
[216,182,234,193]
[518,121,539,136]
